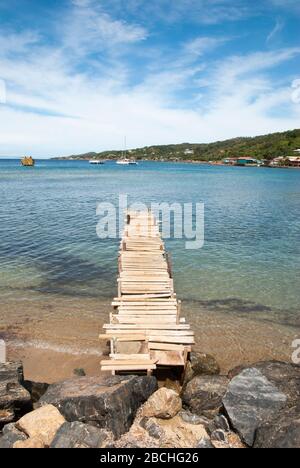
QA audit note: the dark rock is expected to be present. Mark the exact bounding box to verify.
[211,429,226,442]
[182,375,229,419]
[183,353,220,386]
[0,423,27,448]
[208,414,231,435]
[227,364,248,380]
[254,406,300,449]
[50,421,114,448]
[225,361,300,447]
[190,352,220,376]
[253,361,300,406]
[214,414,230,432]
[223,367,287,446]
[73,368,86,377]
[39,375,158,438]
[196,437,215,449]
[0,362,32,423]
[140,417,164,440]
[23,381,49,404]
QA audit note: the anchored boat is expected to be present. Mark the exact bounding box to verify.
[89,160,104,165]
[116,158,138,166]
[116,136,138,166]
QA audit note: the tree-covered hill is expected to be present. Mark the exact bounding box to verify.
[55,129,300,162]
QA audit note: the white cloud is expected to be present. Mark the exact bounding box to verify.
[0,3,300,157]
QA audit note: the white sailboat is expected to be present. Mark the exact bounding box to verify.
[116,137,138,166]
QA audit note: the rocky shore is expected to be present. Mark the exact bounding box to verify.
[1,355,299,449]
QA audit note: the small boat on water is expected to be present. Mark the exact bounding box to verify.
[21,156,35,167]
[116,158,138,166]
[89,160,104,165]
[116,136,138,166]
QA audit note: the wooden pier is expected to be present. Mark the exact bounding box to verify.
[100,210,194,375]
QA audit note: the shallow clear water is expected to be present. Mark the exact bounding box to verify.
[0,159,299,327]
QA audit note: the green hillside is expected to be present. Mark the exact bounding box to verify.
[56,129,300,162]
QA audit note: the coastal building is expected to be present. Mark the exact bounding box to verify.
[236,158,260,166]
[288,157,300,167]
[223,157,260,166]
[223,158,238,165]
[270,156,300,167]
[184,149,194,155]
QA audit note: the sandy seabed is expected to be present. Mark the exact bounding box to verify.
[0,295,298,383]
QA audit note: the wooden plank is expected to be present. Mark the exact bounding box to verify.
[117,310,177,314]
[101,359,157,366]
[148,342,188,351]
[101,330,194,337]
[148,336,195,344]
[113,294,174,299]
[104,324,190,330]
[150,350,185,366]
[112,300,178,306]
[109,354,150,360]
[112,316,177,324]
[101,365,157,371]
[99,334,146,341]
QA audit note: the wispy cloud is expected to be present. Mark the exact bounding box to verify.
[184,36,229,57]
[268,0,300,13]
[0,31,40,57]
[266,18,285,43]
[103,0,252,25]
[64,0,148,56]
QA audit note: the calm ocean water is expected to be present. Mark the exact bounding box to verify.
[0,159,299,328]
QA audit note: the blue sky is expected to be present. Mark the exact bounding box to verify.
[0,0,299,157]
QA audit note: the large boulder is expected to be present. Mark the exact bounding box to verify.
[51,422,114,448]
[39,375,158,438]
[182,375,229,419]
[16,404,65,447]
[141,388,182,419]
[254,406,300,449]
[0,362,32,423]
[223,361,300,447]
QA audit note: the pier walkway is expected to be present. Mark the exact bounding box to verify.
[100,210,194,375]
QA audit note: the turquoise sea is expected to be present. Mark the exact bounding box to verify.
[0,159,299,330]
[1,158,300,377]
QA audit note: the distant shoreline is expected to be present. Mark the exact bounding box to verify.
[50,158,300,169]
